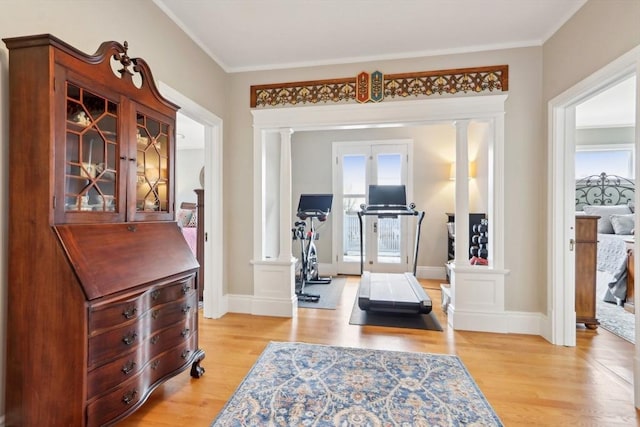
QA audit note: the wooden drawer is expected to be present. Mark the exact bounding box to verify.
[86,372,146,427]
[88,307,197,397]
[87,336,198,427]
[148,276,195,307]
[148,335,199,387]
[87,348,146,400]
[88,316,150,369]
[148,310,198,360]
[89,294,146,335]
[148,289,197,332]
[88,275,194,334]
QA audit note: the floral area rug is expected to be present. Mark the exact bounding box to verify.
[596,299,635,343]
[211,342,503,426]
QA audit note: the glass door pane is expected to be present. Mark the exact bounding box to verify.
[342,155,366,264]
[335,142,410,275]
[136,113,170,212]
[374,152,403,264]
[65,83,118,213]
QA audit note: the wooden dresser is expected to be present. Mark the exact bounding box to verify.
[4,35,204,426]
[575,215,600,329]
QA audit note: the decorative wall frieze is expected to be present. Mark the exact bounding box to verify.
[250,65,508,108]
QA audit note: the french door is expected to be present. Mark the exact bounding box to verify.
[334,141,411,275]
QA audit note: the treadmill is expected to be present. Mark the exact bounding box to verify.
[356,185,432,314]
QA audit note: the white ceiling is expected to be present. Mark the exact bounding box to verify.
[165,0,635,144]
[154,0,587,73]
[576,75,636,129]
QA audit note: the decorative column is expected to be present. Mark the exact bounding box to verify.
[454,120,470,265]
[250,127,297,317]
[448,118,508,333]
[278,129,294,262]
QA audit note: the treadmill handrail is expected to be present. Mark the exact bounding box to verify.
[357,209,425,276]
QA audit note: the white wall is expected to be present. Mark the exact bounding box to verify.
[176,148,204,207]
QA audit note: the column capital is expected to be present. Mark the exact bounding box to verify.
[279,128,294,137]
[453,119,471,129]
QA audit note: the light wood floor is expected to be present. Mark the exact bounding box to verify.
[119,276,639,426]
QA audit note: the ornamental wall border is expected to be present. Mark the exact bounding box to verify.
[250,64,508,108]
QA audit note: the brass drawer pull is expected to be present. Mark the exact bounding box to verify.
[181,349,191,359]
[181,283,191,294]
[150,335,160,344]
[122,332,137,345]
[122,389,138,405]
[122,307,137,319]
[151,360,160,369]
[121,360,136,375]
[151,290,160,300]
[152,309,160,319]
[127,225,137,232]
[182,305,192,314]
[181,328,190,337]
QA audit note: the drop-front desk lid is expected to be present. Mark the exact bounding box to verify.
[54,222,199,301]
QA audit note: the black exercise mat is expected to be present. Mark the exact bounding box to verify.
[297,277,346,310]
[349,297,443,331]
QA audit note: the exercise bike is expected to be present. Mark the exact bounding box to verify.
[292,194,333,302]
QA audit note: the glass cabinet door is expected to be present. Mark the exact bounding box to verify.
[65,83,119,214]
[135,112,170,214]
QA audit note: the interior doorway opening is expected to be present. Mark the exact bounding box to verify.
[159,82,224,319]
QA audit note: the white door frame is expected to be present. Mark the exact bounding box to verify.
[252,95,509,327]
[332,139,414,275]
[159,82,225,319]
[548,45,640,406]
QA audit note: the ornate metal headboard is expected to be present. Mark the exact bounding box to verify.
[575,172,635,211]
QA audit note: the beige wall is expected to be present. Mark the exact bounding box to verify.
[230,46,545,305]
[291,124,488,268]
[543,0,640,103]
[1,0,638,420]
[541,0,640,310]
[0,0,229,418]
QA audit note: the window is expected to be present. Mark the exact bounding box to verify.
[575,144,634,179]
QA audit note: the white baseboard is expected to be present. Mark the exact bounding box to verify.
[319,263,447,280]
[227,293,298,317]
[227,292,544,337]
[226,293,253,314]
[447,305,544,335]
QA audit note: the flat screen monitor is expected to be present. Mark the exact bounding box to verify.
[368,185,406,206]
[297,194,333,213]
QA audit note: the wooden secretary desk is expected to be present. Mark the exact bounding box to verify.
[4,34,204,426]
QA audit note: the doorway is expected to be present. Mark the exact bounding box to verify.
[159,82,224,319]
[333,140,413,275]
[574,76,636,343]
[548,46,639,405]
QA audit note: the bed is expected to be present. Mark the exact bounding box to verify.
[576,172,635,305]
[177,202,199,256]
[177,189,205,300]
